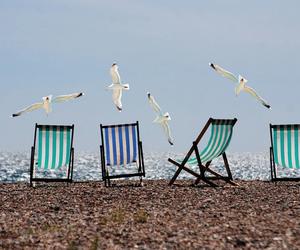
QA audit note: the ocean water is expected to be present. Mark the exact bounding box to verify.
[0,151,299,183]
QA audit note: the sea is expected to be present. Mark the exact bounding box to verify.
[0,151,299,183]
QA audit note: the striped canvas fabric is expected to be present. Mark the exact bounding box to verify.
[37,125,72,170]
[187,120,234,165]
[103,124,138,166]
[272,125,300,169]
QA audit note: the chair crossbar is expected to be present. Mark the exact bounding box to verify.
[168,118,237,186]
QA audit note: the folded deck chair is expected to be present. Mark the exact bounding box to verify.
[30,124,74,186]
[168,118,237,186]
[100,121,145,187]
[270,124,300,181]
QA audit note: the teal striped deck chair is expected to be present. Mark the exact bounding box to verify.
[270,124,300,181]
[168,118,238,186]
[100,121,145,187]
[30,124,75,186]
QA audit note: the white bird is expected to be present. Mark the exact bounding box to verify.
[12,92,84,117]
[147,92,174,146]
[106,63,129,111]
[209,63,271,109]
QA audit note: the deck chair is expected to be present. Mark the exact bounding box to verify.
[30,124,74,187]
[269,124,300,181]
[100,121,145,187]
[168,118,237,186]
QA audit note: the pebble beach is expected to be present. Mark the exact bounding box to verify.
[0,179,299,249]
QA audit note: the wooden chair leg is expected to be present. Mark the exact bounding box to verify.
[195,161,213,186]
[168,158,186,185]
[270,149,277,182]
[270,148,274,181]
[205,167,237,186]
[29,146,34,187]
[30,165,33,187]
[194,173,202,185]
[273,164,277,181]
[139,176,143,186]
[168,158,204,184]
[168,160,184,185]
[222,153,233,180]
[195,174,218,187]
[199,158,237,186]
[169,158,217,187]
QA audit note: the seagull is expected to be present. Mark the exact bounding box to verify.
[106,63,129,111]
[12,92,84,117]
[147,92,174,146]
[209,63,271,109]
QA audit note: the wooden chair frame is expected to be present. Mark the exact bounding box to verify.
[269,123,300,181]
[29,123,75,187]
[168,118,237,186]
[100,121,145,187]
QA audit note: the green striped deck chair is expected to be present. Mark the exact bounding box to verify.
[100,121,145,187]
[30,124,75,186]
[270,124,300,181]
[168,118,237,186]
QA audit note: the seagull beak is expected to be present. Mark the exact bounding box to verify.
[209,63,216,70]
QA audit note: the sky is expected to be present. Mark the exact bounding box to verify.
[0,0,300,153]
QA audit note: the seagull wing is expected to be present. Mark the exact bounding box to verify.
[243,86,271,109]
[147,93,162,115]
[162,121,174,146]
[210,63,238,82]
[52,92,84,103]
[12,102,44,117]
[112,89,122,111]
[110,65,121,84]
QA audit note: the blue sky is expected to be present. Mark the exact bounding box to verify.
[0,0,299,153]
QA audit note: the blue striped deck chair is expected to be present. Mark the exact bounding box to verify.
[100,121,145,187]
[270,124,300,181]
[30,124,75,186]
[168,118,238,186]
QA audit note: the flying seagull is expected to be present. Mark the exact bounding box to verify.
[106,63,129,111]
[209,63,271,109]
[12,92,84,117]
[147,92,174,146]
